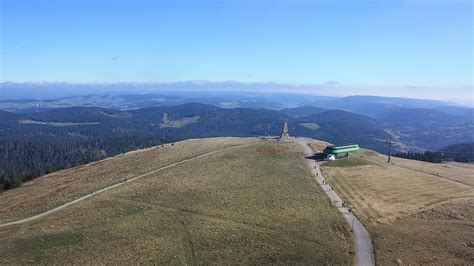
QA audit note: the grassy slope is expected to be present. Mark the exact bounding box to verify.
[0,139,353,264]
[323,158,371,168]
[319,147,474,264]
[0,137,255,223]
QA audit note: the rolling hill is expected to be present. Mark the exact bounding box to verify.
[375,108,474,150]
[280,106,328,118]
[315,95,451,117]
[292,110,391,151]
[0,137,352,264]
[1,136,472,264]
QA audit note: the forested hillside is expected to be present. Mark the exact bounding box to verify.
[1,102,472,191]
[292,110,391,151]
[394,142,474,163]
[0,103,392,191]
[375,108,474,150]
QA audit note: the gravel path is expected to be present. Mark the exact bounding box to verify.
[296,138,375,266]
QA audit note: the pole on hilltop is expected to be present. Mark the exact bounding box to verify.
[385,140,395,163]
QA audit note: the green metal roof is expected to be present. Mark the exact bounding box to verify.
[324,145,359,154]
[330,145,359,150]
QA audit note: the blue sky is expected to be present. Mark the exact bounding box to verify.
[1,0,472,88]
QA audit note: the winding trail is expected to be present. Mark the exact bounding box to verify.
[0,142,258,228]
[296,138,375,266]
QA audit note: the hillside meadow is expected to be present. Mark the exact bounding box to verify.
[0,138,353,264]
[0,137,256,223]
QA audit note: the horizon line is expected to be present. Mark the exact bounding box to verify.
[1,80,472,88]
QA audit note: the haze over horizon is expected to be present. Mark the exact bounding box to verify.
[0,80,472,106]
[1,0,472,104]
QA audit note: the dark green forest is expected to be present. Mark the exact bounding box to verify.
[394,142,474,163]
[0,136,175,190]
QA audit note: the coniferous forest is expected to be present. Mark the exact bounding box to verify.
[0,136,175,190]
[394,143,474,163]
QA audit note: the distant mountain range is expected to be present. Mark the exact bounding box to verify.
[0,103,387,146]
[0,86,472,155]
[0,81,325,101]
[1,101,472,191]
[1,99,472,151]
[1,81,470,105]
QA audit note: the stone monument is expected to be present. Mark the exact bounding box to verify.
[279,121,291,142]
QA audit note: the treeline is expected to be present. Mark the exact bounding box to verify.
[0,135,175,191]
[394,142,474,163]
[394,151,443,163]
[439,142,474,162]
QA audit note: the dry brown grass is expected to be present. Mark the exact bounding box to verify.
[360,149,474,186]
[319,146,474,264]
[0,139,353,264]
[374,198,474,264]
[0,137,257,223]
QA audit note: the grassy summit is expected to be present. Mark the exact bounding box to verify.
[0,138,352,264]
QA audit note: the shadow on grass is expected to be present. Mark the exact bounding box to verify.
[304,152,326,162]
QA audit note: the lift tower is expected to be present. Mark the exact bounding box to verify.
[385,140,395,163]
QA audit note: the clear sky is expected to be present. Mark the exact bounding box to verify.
[0,0,472,88]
